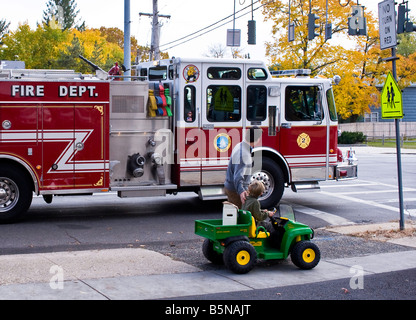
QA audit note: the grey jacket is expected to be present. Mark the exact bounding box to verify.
[224,141,252,195]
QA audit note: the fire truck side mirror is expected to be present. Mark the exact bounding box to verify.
[332,75,341,85]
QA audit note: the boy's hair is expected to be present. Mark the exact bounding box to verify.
[248,180,265,198]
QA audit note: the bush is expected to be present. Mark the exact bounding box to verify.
[338,131,366,144]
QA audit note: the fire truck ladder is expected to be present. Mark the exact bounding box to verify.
[270,69,311,77]
[0,69,91,80]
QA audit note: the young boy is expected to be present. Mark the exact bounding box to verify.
[242,180,274,232]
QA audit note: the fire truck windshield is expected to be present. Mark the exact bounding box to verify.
[326,88,338,121]
[149,66,168,80]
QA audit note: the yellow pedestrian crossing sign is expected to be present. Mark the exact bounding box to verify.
[381,72,403,119]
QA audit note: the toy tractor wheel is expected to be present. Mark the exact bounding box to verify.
[202,239,224,265]
[223,241,257,274]
[291,241,320,270]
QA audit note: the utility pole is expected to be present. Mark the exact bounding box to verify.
[124,0,131,79]
[140,0,171,60]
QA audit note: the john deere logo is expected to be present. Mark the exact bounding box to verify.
[297,133,311,149]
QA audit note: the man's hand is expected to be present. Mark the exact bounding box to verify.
[240,190,248,204]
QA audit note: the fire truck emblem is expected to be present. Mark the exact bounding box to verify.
[183,65,200,83]
[214,133,231,152]
[297,133,311,149]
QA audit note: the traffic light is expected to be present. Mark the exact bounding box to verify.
[325,22,332,40]
[308,13,319,40]
[288,22,295,42]
[247,20,256,45]
[398,2,416,34]
[397,4,408,34]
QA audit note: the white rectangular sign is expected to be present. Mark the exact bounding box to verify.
[378,0,397,50]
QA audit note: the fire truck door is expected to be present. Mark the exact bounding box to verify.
[41,105,75,190]
[201,64,244,185]
[180,63,203,186]
[73,104,108,189]
[41,104,108,191]
[280,84,328,181]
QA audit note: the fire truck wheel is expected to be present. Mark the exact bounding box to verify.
[253,157,285,209]
[0,165,33,223]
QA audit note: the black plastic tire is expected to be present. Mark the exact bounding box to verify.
[0,165,32,223]
[291,241,321,270]
[223,240,257,274]
[202,239,224,265]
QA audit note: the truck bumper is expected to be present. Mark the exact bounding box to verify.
[335,163,358,180]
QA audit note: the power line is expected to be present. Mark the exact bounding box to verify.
[159,0,266,50]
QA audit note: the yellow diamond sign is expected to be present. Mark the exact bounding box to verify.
[381,72,403,119]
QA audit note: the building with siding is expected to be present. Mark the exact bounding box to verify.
[340,85,416,139]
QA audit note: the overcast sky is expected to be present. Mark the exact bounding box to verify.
[1,0,415,62]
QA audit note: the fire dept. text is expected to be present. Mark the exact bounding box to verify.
[10,84,98,98]
[59,85,98,97]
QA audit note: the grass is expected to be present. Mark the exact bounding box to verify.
[366,139,416,149]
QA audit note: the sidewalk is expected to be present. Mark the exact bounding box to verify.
[339,145,416,155]
[0,239,415,300]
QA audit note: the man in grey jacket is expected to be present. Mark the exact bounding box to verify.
[224,126,262,208]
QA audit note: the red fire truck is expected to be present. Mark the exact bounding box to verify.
[0,58,357,222]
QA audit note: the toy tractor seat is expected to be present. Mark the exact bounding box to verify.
[237,210,269,239]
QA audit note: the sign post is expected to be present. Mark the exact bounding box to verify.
[378,0,405,230]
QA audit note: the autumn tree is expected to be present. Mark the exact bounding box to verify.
[0,23,68,69]
[261,0,386,121]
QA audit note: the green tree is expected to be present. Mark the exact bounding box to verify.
[0,19,10,43]
[43,0,85,31]
[55,33,88,72]
[0,23,69,68]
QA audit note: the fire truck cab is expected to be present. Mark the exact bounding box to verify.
[136,57,356,199]
[0,58,357,222]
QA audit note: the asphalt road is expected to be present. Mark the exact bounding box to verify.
[0,146,415,301]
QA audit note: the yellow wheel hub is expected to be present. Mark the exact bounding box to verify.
[302,248,315,263]
[236,250,250,265]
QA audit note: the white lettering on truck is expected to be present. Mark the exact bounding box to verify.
[11,85,45,97]
[59,85,98,97]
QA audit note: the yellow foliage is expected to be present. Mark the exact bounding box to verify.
[260,0,415,121]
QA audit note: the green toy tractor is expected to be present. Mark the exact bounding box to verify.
[195,204,320,274]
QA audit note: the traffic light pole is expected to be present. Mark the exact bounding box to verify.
[390,47,405,230]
